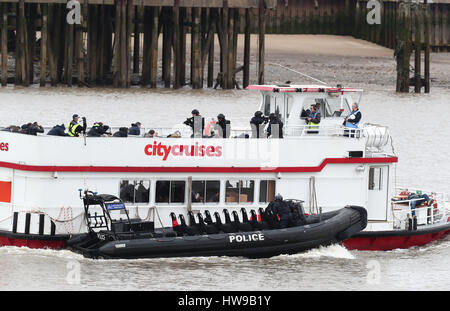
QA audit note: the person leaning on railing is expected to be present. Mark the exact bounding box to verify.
[341,103,362,137]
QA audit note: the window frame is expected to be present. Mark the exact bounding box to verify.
[225,179,255,204]
[155,180,186,204]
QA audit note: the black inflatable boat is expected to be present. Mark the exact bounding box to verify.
[67,191,367,259]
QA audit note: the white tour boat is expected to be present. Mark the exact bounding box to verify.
[0,84,448,251]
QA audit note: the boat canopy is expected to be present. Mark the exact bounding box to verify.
[246,84,364,93]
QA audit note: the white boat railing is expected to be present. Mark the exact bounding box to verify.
[284,125,363,138]
[391,187,450,230]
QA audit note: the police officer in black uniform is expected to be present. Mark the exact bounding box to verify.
[266,113,284,138]
[214,113,231,138]
[184,109,205,138]
[250,111,268,138]
[266,194,292,229]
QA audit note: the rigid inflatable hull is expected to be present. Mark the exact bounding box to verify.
[69,206,367,259]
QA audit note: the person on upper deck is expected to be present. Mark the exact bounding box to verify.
[87,122,111,137]
[128,122,141,135]
[47,124,67,136]
[2,125,21,133]
[266,113,283,139]
[113,127,128,137]
[144,129,158,138]
[214,114,231,138]
[305,104,321,126]
[250,111,268,138]
[67,114,87,137]
[21,122,44,136]
[342,103,362,128]
[184,109,205,138]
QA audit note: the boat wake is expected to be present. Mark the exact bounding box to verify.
[0,243,355,263]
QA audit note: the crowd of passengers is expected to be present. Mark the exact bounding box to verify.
[1,104,361,138]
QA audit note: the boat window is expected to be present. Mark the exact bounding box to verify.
[119,180,150,204]
[259,180,275,203]
[225,180,255,204]
[156,180,186,203]
[324,97,350,117]
[192,180,220,203]
[368,167,383,190]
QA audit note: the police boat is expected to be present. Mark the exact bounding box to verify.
[67,191,367,259]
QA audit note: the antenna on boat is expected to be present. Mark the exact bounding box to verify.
[270,63,328,85]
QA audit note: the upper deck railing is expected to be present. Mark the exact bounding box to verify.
[35,125,367,140]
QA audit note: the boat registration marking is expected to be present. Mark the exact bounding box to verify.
[115,243,126,248]
[229,233,265,243]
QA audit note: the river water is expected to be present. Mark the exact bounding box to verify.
[0,83,449,291]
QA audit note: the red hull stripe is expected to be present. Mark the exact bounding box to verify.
[343,228,450,251]
[0,235,66,249]
[0,157,398,173]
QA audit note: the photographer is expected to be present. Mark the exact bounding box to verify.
[250,111,268,138]
[183,109,205,138]
[67,114,87,137]
[87,122,111,137]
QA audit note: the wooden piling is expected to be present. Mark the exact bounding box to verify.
[172,2,181,89]
[243,8,250,89]
[162,7,172,88]
[191,7,201,89]
[150,6,159,88]
[424,6,431,93]
[414,11,421,93]
[133,5,140,74]
[180,7,187,86]
[220,4,229,89]
[207,9,215,88]
[1,3,8,86]
[258,0,265,85]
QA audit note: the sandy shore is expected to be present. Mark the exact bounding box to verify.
[238,34,450,90]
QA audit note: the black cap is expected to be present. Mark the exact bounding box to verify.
[191,109,199,116]
[217,113,225,120]
[255,111,263,117]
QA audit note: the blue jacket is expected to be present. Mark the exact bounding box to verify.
[47,124,67,136]
[129,124,141,135]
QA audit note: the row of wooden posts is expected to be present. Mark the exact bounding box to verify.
[1,1,268,89]
[395,2,431,93]
[264,0,449,53]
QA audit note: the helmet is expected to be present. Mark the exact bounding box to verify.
[191,109,200,116]
[217,113,225,120]
[274,193,283,201]
[254,111,263,117]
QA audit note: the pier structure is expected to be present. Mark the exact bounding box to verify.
[0,0,276,88]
